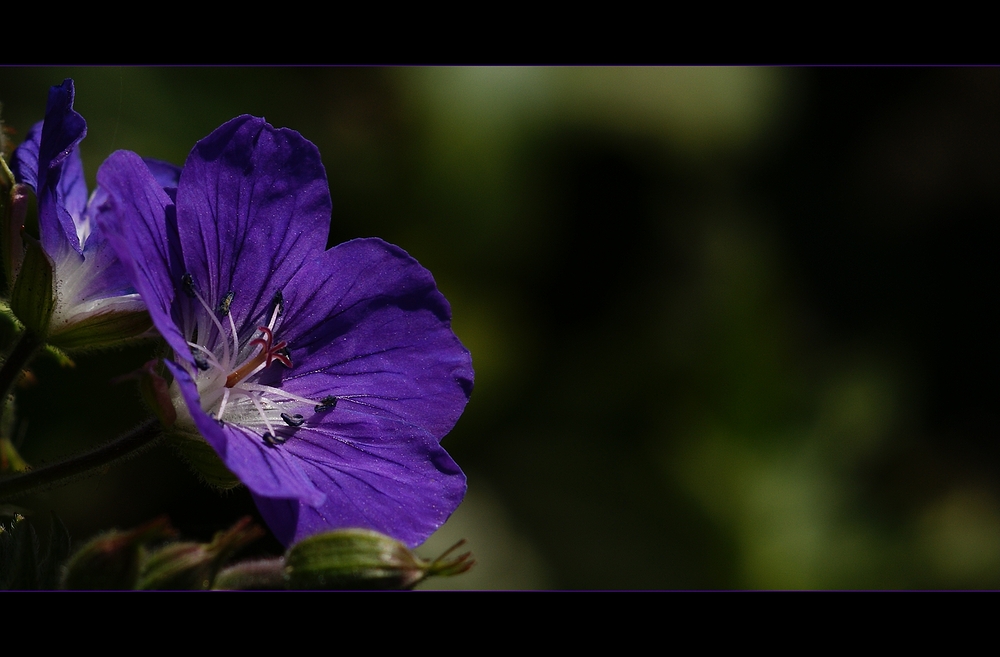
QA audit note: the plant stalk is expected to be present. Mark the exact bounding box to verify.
[0,418,163,501]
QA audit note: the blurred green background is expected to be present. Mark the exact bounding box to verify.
[1,67,997,589]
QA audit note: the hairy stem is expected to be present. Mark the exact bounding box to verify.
[0,418,163,501]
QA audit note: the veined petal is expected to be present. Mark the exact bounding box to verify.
[11,80,88,258]
[253,413,466,548]
[80,157,181,303]
[165,361,325,507]
[174,115,330,342]
[268,238,473,439]
[141,157,182,191]
[10,122,40,191]
[98,113,472,549]
[95,151,191,364]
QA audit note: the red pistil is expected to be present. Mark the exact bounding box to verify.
[225,326,293,388]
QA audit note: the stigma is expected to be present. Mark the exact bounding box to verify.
[225,326,292,388]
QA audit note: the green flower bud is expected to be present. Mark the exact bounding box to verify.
[285,529,474,590]
[213,557,286,590]
[61,517,175,590]
[137,517,263,590]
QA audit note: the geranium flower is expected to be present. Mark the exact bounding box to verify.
[9,79,173,349]
[95,115,472,547]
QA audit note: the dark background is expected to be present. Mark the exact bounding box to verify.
[1,67,997,588]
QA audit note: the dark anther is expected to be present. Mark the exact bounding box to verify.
[192,350,210,371]
[281,413,305,427]
[272,289,284,316]
[181,273,196,298]
[314,395,338,413]
[262,432,287,447]
[218,291,235,316]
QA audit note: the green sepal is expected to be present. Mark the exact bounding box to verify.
[167,427,242,491]
[9,234,53,337]
[284,529,474,590]
[61,516,175,590]
[48,309,152,352]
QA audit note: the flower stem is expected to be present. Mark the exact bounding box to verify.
[0,328,44,426]
[0,418,163,501]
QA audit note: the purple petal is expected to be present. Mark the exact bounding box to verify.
[10,120,41,190]
[165,360,326,507]
[95,150,192,364]
[27,80,88,257]
[264,238,473,440]
[174,115,331,340]
[81,156,181,298]
[253,412,466,547]
[142,157,182,190]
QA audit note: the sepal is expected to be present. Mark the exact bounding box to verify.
[167,427,242,490]
[9,233,54,337]
[48,309,152,352]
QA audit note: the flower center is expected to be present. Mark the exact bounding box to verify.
[225,326,291,388]
[176,274,333,447]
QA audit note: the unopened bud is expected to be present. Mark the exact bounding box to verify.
[137,516,263,590]
[213,557,287,590]
[285,529,474,590]
[61,517,175,590]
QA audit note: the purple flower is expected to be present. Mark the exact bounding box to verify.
[95,115,472,547]
[9,79,176,348]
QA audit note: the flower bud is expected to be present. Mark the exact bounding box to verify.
[60,516,175,590]
[213,557,286,590]
[136,516,263,590]
[284,529,474,590]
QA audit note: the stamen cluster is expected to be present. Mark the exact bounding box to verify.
[179,278,325,448]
